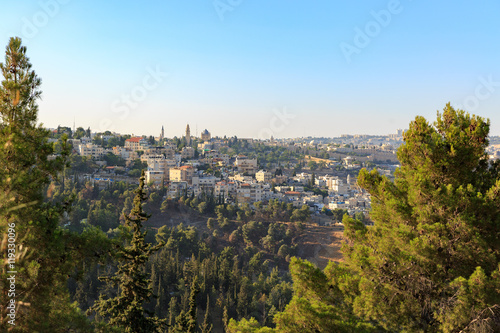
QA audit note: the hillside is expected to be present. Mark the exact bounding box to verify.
[296,224,344,269]
[145,204,345,270]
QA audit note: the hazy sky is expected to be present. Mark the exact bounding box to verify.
[1,1,499,138]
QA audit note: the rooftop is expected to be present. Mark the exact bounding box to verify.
[125,137,144,143]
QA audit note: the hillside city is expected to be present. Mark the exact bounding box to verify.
[50,124,500,227]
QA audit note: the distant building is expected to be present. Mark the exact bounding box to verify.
[125,137,148,151]
[327,177,349,194]
[230,174,253,183]
[293,173,313,185]
[145,170,164,187]
[78,143,104,159]
[192,175,218,196]
[329,201,347,210]
[169,165,195,184]
[255,170,272,183]
[167,181,188,198]
[181,147,195,159]
[112,146,130,160]
[185,124,191,147]
[234,156,258,175]
[236,183,262,203]
[201,129,211,142]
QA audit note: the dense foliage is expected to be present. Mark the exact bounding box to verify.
[231,105,500,332]
[0,37,109,332]
[90,171,166,332]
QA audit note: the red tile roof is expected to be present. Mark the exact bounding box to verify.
[126,137,144,143]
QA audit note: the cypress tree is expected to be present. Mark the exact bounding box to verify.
[90,171,166,332]
[187,276,200,333]
[168,296,178,328]
[201,295,213,333]
[223,305,229,333]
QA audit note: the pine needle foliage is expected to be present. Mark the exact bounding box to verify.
[249,105,500,333]
[343,104,500,332]
[90,171,166,332]
[0,37,98,332]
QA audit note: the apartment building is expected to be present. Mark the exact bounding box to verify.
[255,170,273,183]
[112,146,131,160]
[236,183,263,203]
[78,143,104,159]
[125,137,149,151]
[191,175,217,196]
[203,151,230,165]
[327,177,349,194]
[167,181,188,198]
[145,170,164,187]
[234,156,258,175]
[143,146,175,158]
[169,165,195,184]
[181,147,195,159]
[215,181,237,198]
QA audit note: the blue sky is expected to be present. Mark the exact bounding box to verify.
[1,1,499,138]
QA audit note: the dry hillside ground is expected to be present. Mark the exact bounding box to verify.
[146,206,345,270]
[296,224,344,270]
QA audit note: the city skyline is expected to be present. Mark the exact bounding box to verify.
[55,121,410,140]
[1,1,499,138]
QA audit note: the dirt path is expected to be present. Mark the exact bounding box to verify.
[296,224,344,270]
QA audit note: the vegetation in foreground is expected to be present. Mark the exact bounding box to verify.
[230,105,500,332]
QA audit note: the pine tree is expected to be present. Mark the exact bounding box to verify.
[272,257,376,333]
[90,171,166,332]
[171,310,189,333]
[0,37,98,331]
[342,105,500,331]
[261,105,500,332]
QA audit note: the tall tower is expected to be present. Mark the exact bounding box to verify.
[185,124,191,147]
[160,125,164,141]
